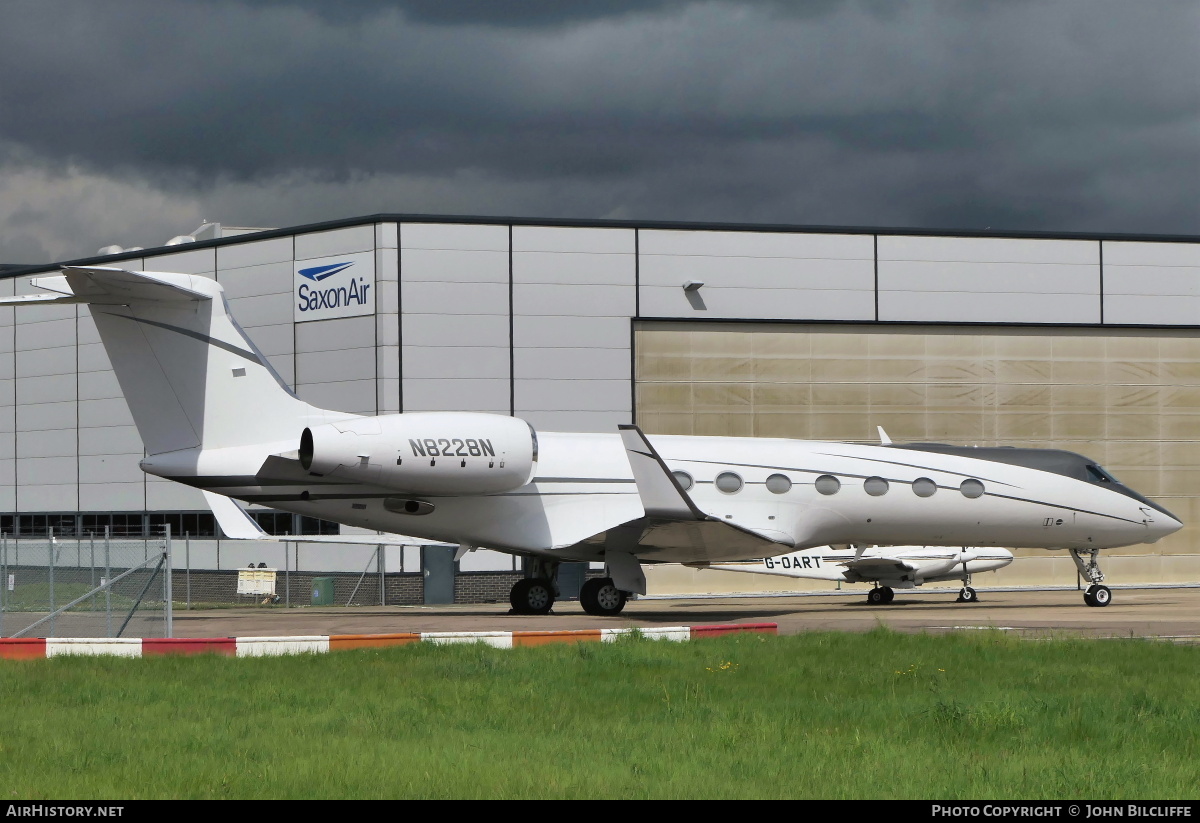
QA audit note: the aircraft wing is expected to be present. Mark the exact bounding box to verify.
[615,424,794,562]
[836,556,919,574]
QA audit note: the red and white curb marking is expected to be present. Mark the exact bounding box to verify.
[0,623,777,658]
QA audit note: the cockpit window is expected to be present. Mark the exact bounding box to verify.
[1086,465,1118,484]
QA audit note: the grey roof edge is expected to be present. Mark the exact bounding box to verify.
[5,211,1200,279]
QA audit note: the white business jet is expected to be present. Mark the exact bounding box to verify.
[695,545,1015,605]
[2,267,1181,615]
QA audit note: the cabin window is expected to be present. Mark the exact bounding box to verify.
[765,473,792,494]
[864,476,889,496]
[960,479,985,499]
[672,471,694,491]
[814,475,840,495]
[715,472,743,494]
[912,477,937,498]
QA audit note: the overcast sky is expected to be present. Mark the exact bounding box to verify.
[1,0,1197,263]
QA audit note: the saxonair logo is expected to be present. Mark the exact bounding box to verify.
[293,250,376,322]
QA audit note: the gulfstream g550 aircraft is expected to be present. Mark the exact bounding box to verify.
[4,267,1182,614]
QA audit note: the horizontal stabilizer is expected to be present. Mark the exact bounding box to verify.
[0,267,215,308]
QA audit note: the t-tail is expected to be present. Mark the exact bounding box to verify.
[2,266,353,463]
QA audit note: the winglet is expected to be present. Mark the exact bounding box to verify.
[202,491,268,539]
[617,424,706,520]
[877,426,892,445]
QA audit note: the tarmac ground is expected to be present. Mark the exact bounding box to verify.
[167,585,1200,643]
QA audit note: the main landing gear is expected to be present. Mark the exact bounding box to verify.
[509,557,558,615]
[507,559,632,616]
[509,578,555,615]
[580,578,628,616]
[866,586,894,605]
[1071,548,1113,608]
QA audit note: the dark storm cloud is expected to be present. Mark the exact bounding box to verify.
[0,0,1196,262]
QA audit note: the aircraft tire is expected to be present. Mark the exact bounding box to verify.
[580,577,627,616]
[957,586,978,603]
[880,586,895,604]
[510,578,555,615]
[1085,585,1111,607]
[866,588,887,606]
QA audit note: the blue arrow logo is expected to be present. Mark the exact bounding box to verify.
[298,262,354,281]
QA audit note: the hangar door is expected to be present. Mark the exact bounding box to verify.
[635,322,1200,580]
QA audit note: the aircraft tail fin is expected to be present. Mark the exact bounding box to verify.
[2,266,336,456]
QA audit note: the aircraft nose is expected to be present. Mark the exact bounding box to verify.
[1144,505,1184,543]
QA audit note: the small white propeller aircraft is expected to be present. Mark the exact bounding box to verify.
[693,545,1015,605]
[2,267,1181,614]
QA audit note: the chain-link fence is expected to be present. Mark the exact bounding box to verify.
[0,529,173,639]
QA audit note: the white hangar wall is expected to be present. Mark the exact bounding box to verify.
[1,218,1198,584]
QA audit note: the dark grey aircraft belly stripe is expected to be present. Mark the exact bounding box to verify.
[107,313,262,364]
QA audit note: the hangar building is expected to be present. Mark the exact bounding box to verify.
[2,215,1199,602]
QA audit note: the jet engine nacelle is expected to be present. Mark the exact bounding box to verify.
[299,412,538,495]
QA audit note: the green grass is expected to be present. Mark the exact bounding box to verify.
[2,629,1198,799]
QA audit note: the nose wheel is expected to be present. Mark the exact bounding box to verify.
[1084,584,1112,607]
[956,586,978,603]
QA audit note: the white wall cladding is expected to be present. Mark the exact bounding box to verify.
[294,225,374,260]
[1103,242,1200,325]
[400,223,511,415]
[877,236,1101,323]
[512,226,635,431]
[639,230,875,321]
[2,216,1200,580]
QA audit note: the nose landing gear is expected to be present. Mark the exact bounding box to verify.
[1071,548,1112,607]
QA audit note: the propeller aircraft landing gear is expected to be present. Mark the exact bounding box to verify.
[1070,548,1112,607]
[956,551,979,602]
[866,586,894,605]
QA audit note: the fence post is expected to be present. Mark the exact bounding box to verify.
[284,537,290,608]
[164,524,173,638]
[104,526,112,638]
[185,532,191,611]
[1,533,6,637]
[48,527,55,637]
[379,543,385,606]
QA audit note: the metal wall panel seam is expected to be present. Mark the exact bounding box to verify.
[1100,240,1105,325]
[513,224,518,419]
[874,234,879,322]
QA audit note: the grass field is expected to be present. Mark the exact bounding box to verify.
[2,628,1198,799]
